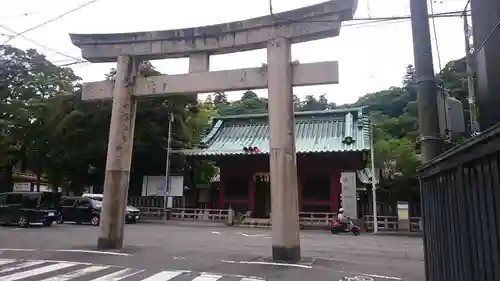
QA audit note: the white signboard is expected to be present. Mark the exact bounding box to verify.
[340,172,357,218]
[13,182,57,192]
[141,175,184,197]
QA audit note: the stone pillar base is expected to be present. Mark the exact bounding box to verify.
[272,245,301,261]
[97,237,123,249]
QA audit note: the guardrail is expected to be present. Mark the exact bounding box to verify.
[364,215,422,232]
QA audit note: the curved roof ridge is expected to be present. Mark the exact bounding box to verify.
[215,107,367,121]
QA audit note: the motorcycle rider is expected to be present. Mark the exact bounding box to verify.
[337,208,352,230]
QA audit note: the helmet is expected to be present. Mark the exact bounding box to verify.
[338,208,344,213]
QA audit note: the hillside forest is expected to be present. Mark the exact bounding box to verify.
[0,44,472,196]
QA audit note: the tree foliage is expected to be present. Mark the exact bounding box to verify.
[0,44,470,195]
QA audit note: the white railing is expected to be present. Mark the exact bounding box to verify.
[137,207,229,221]
[299,212,337,225]
[171,208,229,221]
[364,215,422,232]
[135,205,337,227]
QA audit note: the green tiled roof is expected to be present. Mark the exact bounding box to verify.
[181,107,371,156]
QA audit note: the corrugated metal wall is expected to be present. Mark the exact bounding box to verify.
[419,125,500,280]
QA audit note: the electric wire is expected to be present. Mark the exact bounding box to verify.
[1,1,472,74]
[429,1,443,72]
[0,23,85,63]
[462,0,472,17]
[267,0,467,23]
[2,0,104,45]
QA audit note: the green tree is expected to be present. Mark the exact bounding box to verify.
[0,45,78,192]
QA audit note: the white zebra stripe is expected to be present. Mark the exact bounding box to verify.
[192,273,223,280]
[0,259,268,280]
[0,259,16,266]
[139,270,186,281]
[38,265,110,281]
[0,260,46,273]
[89,268,144,281]
[0,262,76,281]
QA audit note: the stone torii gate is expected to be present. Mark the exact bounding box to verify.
[70,0,357,261]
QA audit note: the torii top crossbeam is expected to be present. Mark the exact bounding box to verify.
[70,0,357,62]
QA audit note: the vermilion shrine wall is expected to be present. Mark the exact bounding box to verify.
[216,154,364,214]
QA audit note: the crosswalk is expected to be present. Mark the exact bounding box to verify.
[0,258,265,281]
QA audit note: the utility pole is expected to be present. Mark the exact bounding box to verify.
[410,0,443,163]
[410,2,443,281]
[463,14,480,136]
[369,120,378,233]
[163,113,174,220]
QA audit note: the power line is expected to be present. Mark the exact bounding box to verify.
[2,0,104,45]
[462,0,472,17]
[267,0,468,24]
[0,23,85,62]
[429,1,443,72]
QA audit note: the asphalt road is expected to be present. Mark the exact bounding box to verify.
[0,223,425,281]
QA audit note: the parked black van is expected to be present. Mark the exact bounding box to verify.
[57,196,102,226]
[0,192,61,227]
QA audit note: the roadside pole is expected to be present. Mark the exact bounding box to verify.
[410,1,444,280]
[163,113,174,220]
[370,119,378,233]
[462,14,480,135]
[410,0,444,162]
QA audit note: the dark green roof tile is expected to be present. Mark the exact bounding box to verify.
[181,107,371,156]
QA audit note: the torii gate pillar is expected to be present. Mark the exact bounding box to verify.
[97,55,139,249]
[267,37,301,260]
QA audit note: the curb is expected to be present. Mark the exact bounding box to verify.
[372,231,423,237]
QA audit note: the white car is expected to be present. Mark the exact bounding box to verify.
[82,194,141,223]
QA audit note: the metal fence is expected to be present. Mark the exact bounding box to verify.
[418,124,500,281]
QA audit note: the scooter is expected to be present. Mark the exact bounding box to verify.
[330,220,361,236]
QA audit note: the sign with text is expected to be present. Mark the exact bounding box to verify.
[141,175,184,197]
[340,172,357,217]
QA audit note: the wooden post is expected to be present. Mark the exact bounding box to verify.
[97,55,138,249]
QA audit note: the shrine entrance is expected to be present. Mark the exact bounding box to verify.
[254,173,271,218]
[69,0,356,260]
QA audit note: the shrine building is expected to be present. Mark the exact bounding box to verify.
[181,107,371,218]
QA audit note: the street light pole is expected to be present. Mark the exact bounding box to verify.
[370,120,378,233]
[163,113,174,220]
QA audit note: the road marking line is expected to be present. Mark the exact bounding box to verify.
[192,273,223,280]
[221,260,312,269]
[236,232,267,238]
[0,260,46,273]
[360,273,404,280]
[54,249,131,256]
[212,231,221,234]
[38,265,110,281]
[240,278,266,281]
[89,268,144,281]
[0,248,36,252]
[0,262,76,281]
[140,270,186,281]
[0,259,16,266]
[337,270,404,281]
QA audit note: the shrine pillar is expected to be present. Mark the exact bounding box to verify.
[267,37,301,261]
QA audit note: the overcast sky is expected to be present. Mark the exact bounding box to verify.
[1,0,469,105]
